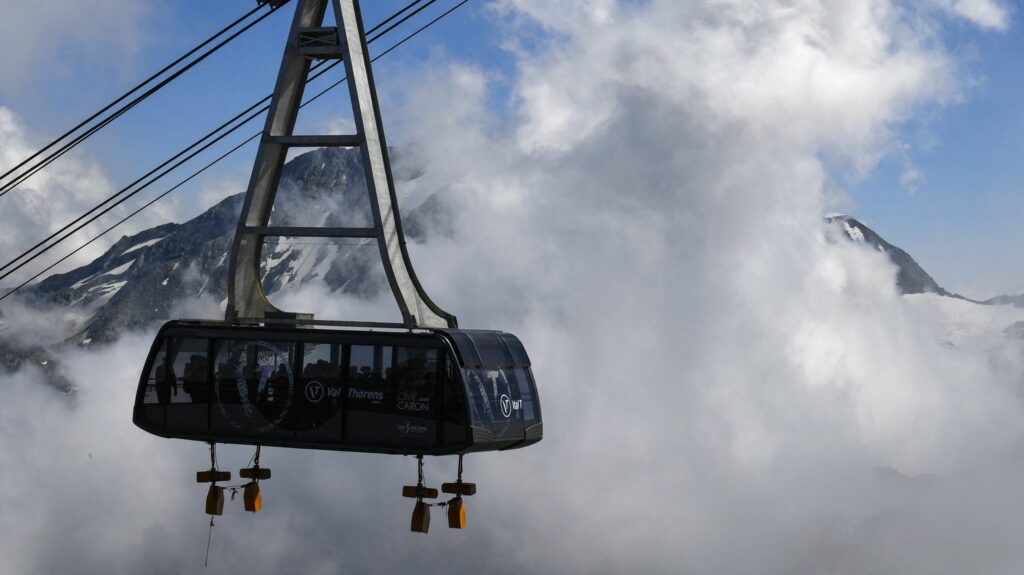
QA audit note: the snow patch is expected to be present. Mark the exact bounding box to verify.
[844,222,865,242]
[120,236,166,256]
[102,260,135,277]
[88,280,127,295]
[70,272,100,290]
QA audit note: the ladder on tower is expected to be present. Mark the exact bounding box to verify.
[226,0,457,329]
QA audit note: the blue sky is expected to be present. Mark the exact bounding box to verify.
[0,1,516,200]
[0,0,1021,298]
[847,12,1024,297]
[9,4,1024,573]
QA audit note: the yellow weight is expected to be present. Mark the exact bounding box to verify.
[243,482,262,513]
[447,498,466,529]
[205,485,225,516]
[411,501,430,534]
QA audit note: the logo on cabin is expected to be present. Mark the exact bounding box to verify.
[499,393,522,418]
[348,389,384,402]
[304,380,324,403]
[397,391,430,412]
[397,421,429,435]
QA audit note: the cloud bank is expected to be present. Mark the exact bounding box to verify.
[0,108,183,284]
[1,0,1022,573]
[0,0,152,98]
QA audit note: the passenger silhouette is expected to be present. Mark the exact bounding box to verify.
[183,355,208,402]
[268,363,289,403]
[155,358,175,405]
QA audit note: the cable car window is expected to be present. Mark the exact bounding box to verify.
[138,341,168,429]
[472,332,513,367]
[211,339,297,438]
[293,342,343,437]
[389,346,438,447]
[171,339,210,403]
[512,368,537,424]
[498,333,531,367]
[349,344,376,387]
[144,343,168,405]
[448,331,481,366]
[382,345,394,382]
[302,342,333,376]
[159,337,209,432]
[441,351,468,445]
[394,347,438,417]
[346,345,395,445]
[466,368,525,442]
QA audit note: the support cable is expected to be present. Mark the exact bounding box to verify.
[0,0,287,198]
[0,0,423,198]
[0,2,274,190]
[0,0,473,301]
[0,0,435,281]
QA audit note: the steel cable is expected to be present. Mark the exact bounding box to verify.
[0,1,288,197]
[0,0,473,300]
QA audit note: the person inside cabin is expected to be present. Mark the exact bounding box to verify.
[268,363,290,403]
[183,354,208,402]
[155,357,175,405]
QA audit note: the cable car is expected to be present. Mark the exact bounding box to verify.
[132,0,543,532]
[134,320,543,454]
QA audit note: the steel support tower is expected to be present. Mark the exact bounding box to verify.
[226,0,457,329]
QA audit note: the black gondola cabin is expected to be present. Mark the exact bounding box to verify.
[133,321,543,455]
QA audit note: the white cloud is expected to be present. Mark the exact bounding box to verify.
[935,0,1011,30]
[0,0,152,92]
[0,0,1021,573]
[0,107,179,284]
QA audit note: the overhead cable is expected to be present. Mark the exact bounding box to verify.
[0,0,287,198]
[0,0,473,300]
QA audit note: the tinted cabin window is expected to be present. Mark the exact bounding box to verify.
[394,347,438,418]
[139,340,168,429]
[499,334,531,367]
[449,332,481,366]
[293,342,343,438]
[465,367,526,443]
[143,342,167,406]
[441,351,468,446]
[345,345,393,445]
[389,346,438,447]
[211,339,297,439]
[382,346,394,383]
[473,332,513,366]
[512,368,538,424]
[141,337,209,433]
[347,345,385,411]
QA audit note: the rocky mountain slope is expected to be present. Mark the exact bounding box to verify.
[13,147,447,346]
[825,214,953,297]
[0,147,451,388]
[985,293,1024,308]
[1,148,1017,387]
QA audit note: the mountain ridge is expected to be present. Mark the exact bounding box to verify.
[1,148,1015,388]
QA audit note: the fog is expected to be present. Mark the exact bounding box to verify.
[2,0,1023,573]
